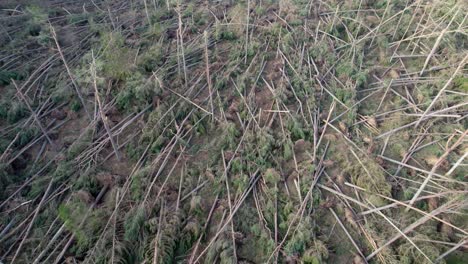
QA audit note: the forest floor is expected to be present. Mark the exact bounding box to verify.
[0,0,467,263]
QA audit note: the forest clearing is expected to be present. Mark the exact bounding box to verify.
[0,0,467,263]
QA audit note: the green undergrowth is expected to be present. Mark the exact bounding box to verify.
[0,0,466,263]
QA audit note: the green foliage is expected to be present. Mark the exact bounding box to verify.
[191,112,209,135]
[302,240,329,264]
[27,177,50,199]
[309,41,335,65]
[214,22,237,41]
[0,163,13,200]
[347,154,391,198]
[126,140,147,161]
[67,12,91,25]
[116,242,144,264]
[280,32,295,53]
[35,25,51,47]
[116,72,158,111]
[248,223,275,261]
[0,71,23,85]
[284,216,314,257]
[264,168,280,185]
[138,44,165,72]
[0,101,7,120]
[50,80,74,104]
[52,161,74,182]
[283,139,294,160]
[255,6,266,15]
[243,128,275,169]
[205,233,236,264]
[150,135,167,154]
[0,138,9,153]
[193,10,207,26]
[221,122,239,149]
[99,32,135,80]
[58,199,105,256]
[27,22,42,37]
[453,76,468,92]
[25,6,48,24]
[232,173,249,195]
[446,253,468,264]
[14,126,39,147]
[397,235,444,264]
[67,127,94,159]
[6,101,27,124]
[335,88,354,105]
[175,219,200,257]
[73,169,100,196]
[24,5,49,46]
[124,206,146,241]
[130,167,151,200]
[189,195,202,215]
[138,104,172,155]
[265,22,285,41]
[70,99,82,112]
[155,212,182,263]
[286,117,306,141]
